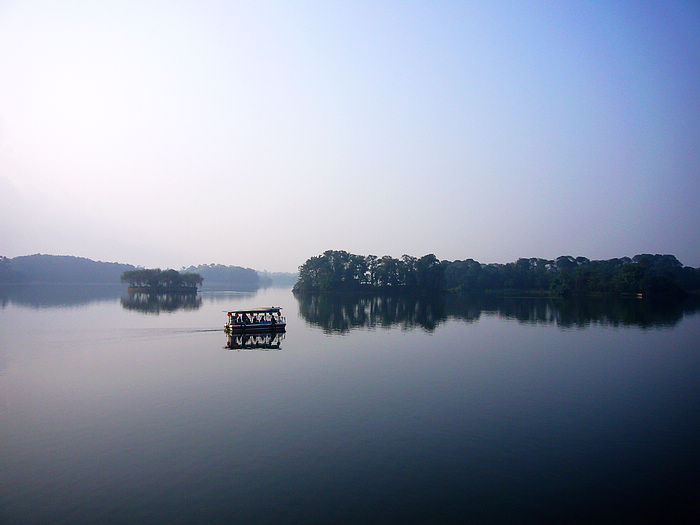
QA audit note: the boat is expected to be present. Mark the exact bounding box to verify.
[224,307,286,334]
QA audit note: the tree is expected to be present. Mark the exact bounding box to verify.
[121,269,202,292]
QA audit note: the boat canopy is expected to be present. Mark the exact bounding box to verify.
[226,307,282,315]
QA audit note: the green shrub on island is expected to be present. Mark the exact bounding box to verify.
[293,250,700,297]
[120,268,203,293]
[294,251,444,293]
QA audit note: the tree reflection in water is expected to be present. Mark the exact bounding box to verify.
[296,293,449,333]
[0,283,123,309]
[295,293,700,333]
[120,292,202,314]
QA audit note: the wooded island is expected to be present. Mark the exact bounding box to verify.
[293,250,700,297]
[121,268,203,293]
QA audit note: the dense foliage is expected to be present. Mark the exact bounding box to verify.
[293,250,700,297]
[121,269,203,292]
[294,251,444,293]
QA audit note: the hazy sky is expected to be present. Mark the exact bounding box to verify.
[1,1,698,271]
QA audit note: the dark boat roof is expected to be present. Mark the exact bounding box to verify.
[226,307,282,314]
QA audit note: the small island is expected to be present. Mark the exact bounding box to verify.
[120,268,203,294]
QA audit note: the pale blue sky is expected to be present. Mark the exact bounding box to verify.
[1,1,698,270]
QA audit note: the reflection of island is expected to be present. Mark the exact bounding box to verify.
[120,292,202,314]
[226,332,284,351]
[296,293,700,333]
[297,294,450,332]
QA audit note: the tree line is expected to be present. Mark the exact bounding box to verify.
[121,269,203,292]
[293,250,700,297]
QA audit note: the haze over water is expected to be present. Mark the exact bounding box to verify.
[1,285,699,523]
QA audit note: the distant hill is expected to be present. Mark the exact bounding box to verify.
[181,263,260,290]
[0,254,294,290]
[258,271,299,287]
[1,254,135,284]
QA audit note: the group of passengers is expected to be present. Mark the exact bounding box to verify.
[232,313,277,324]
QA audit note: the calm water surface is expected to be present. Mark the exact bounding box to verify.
[1,285,699,523]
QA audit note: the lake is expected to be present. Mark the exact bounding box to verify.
[1,285,699,523]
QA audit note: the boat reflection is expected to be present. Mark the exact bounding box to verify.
[226,332,285,351]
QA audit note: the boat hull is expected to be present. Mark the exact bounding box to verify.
[225,323,286,334]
